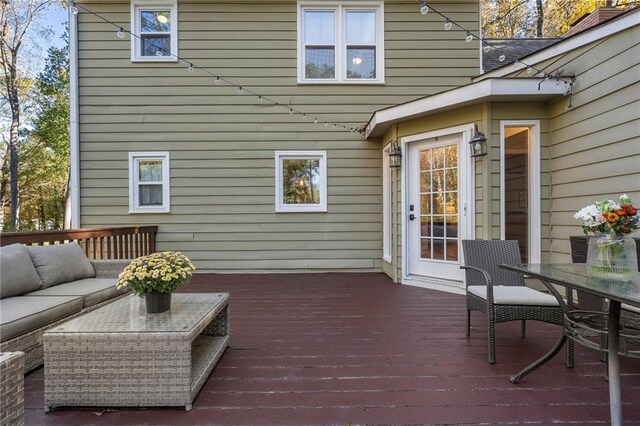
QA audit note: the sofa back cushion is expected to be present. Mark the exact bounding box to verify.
[27,242,95,288]
[0,244,43,298]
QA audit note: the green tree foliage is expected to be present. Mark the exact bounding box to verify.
[2,27,69,230]
[482,0,634,38]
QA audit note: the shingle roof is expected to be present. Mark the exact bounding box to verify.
[482,39,562,72]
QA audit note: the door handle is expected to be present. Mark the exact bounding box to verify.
[409,214,416,221]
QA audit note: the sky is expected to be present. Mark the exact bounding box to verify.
[45,6,69,49]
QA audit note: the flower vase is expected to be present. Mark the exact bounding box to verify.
[586,234,638,280]
[144,292,172,314]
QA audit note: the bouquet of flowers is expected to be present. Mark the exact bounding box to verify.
[573,194,639,236]
[116,251,195,296]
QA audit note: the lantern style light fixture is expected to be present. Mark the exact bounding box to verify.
[469,131,487,158]
[389,142,402,168]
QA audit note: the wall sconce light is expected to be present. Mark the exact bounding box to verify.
[469,131,487,158]
[389,142,402,168]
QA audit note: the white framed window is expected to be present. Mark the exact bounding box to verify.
[131,1,178,62]
[275,151,327,212]
[128,152,171,213]
[382,144,392,263]
[297,1,384,84]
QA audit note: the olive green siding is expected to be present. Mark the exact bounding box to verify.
[77,1,480,272]
[498,24,640,262]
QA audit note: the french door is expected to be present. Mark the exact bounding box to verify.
[406,134,469,282]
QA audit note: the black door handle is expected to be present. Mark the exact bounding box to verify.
[409,214,416,221]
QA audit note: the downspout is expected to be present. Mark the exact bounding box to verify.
[69,8,80,228]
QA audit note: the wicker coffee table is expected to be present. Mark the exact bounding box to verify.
[43,293,229,412]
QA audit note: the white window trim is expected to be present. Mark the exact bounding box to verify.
[131,0,178,62]
[297,1,385,84]
[499,121,541,264]
[382,144,392,263]
[129,152,171,214]
[275,151,327,213]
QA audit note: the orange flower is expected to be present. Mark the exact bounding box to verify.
[604,212,619,223]
[614,209,627,216]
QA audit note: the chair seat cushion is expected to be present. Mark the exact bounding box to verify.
[0,296,83,342]
[26,278,125,308]
[468,285,560,306]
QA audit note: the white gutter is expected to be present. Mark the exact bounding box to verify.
[474,9,640,81]
[69,8,80,228]
[365,78,570,138]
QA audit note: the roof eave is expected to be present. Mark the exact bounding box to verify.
[365,78,569,139]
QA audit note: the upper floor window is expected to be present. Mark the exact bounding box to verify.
[297,2,384,84]
[129,152,171,213]
[131,1,178,62]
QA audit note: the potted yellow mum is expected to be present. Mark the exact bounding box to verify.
[116,251,195,313]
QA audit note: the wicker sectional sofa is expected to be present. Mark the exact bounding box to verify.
[0,242,130,372]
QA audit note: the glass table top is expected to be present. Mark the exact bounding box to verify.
[47,293,228,334]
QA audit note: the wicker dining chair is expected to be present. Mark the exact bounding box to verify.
[461,239,574,365]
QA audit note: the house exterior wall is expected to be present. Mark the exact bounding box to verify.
[76,0,480,272]
[498,23,640,262]
[382,106,483,281]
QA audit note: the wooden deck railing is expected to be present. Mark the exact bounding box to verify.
[0,226,158,260]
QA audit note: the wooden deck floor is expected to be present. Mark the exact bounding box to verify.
[25,273,640,425]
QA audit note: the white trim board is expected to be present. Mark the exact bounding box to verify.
[69,7,80,228]
[474,9,640,81]
[365,78,569,138]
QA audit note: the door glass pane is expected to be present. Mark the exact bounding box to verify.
[305,47,335,79]
[420,172,431,193]
[421,238,432,258]
[139,161,163,182]
[445,239,458,261]
[504,127,529,263]
[282,159,321,205]
[432,239,445,260]
[418,143,459,262]
[432,147,445,169]
[305,11,335,44]
[347,47,375,79]
[346,11,376,44]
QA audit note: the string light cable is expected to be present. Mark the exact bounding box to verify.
[417,0,576,93]
[67,1,366,135]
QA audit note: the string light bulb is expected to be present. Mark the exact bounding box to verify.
[258,95,262,102]
[483,44,492,53]
[70,3,78,15]
[465,32,473,43]
[214,77,221,85]
[289,108,293,115]
[188,63,195,73]
[155,50,163,57]
[420,2,429,15]
[498,53,506,62]
[237,86,243,94]
[116,28,125,39]
[314,117,318,124]
[444,19,452,31]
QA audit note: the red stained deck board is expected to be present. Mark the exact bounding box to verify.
[24,272,640,425]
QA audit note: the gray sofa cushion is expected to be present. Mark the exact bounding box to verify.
[0,244,43,298]
[27,242,95,288]
[27,278,126,308]
[0,295,83,342]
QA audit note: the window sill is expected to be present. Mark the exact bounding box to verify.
[129,209,171,214]
[276,206,327,213]
[131,57,179,63]
[297,79,385,85]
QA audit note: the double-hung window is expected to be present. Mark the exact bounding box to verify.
[131,1,178,61]
[129,152,171,213]
[298,2,384,84]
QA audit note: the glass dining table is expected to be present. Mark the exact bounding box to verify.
[499,263,640,426]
